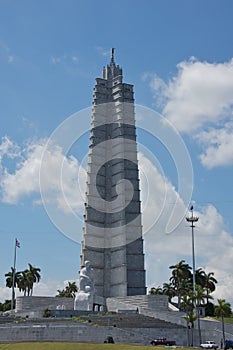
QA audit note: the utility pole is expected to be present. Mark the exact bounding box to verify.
[11,238,20,311]
[186,206,200,345]
[186,206,199,298]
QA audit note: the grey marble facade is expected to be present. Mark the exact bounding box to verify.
[80,50,146,298]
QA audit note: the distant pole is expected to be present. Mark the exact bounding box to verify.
[186,206,199,301]
[186,206,201,345]
[11,238,19,311]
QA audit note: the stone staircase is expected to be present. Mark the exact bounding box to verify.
[106,295,187,328]
[0,316,22,324]
[78,313,185,329]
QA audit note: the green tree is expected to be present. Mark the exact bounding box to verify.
[162,282,175,302]
[169,260,192,308]
[56,289,67,297]
[195,285,210,345]
[18,270,30,296]
[185,310,198,347]
[0,299,13,312]
[215,299,232,346]
[56,281,78,298]
[65,281,78,298]
[27,263,41,296]
[149,286,163,295]
[43,308,52,318]
[5,267,21,288]
[195,268,206,288]
[180,294,193,312]
[205,272,217,303]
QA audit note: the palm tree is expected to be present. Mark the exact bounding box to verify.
[180,294,193,312]
[18,270,30,296]
[149,286,163,295]
[205,272,217,303]
[162,282,175,302]
[5,267,21,303]
[215,299,232,347]
[180,293,194,346]
[5,267,21,288]
[185,310,198,347]
[56,289,67,297]
[169,260,192,308]
[56,281,78,298]
[27,264,41,296]
[195,268,206,288]
[194,284,210,344]
[65,282,78,298]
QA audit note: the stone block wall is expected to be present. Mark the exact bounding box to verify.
[16,296,74,312]
[106,294,169,312]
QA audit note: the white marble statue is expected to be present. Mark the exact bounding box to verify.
[74,260,95,311]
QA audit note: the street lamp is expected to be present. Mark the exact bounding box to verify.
[186,206,199,300]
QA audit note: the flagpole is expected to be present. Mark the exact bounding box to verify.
[11,238,17,311]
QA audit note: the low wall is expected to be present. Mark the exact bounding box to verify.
[0,323,151,345]
[16,296,74,313]
[16,295,106,315]
[107,295,169,312]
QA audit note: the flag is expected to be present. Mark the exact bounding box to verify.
[190,205,193,211]
[16,239,20,248]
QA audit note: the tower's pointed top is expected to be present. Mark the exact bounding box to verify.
[111,48,115,64]
[102,48,122,80]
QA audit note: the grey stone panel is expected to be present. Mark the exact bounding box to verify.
[109,284,127,297]
[111,249,126,267]
[110,266,127,285]
[126,255,145,267]
[16,296,74,312]
[125,201,141,213]
[127,270,146,285]
[81,248,104,267]
[127,287,147,296]
[111,171,138,185]
[126,239,144,254]
[86,207,105,223]
[111,127,136,140]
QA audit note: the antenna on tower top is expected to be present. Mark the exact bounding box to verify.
[111,48,115,63]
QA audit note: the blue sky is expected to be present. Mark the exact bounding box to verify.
[1,0,233,304]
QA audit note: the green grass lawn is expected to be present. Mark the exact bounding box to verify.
[212,316,233,324]
[0,343,189,350]
[0,343,153,350]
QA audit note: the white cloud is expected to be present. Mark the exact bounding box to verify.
[0,42,14,64]
[0,137,86,214]
[0,287,11,302]
[163,58,233,132]
[50,54,79,65]
[195,122,233,168]
[147,58,233,168]
[50,55,65,64]
[96,46,110,57]
[0,136,20,161]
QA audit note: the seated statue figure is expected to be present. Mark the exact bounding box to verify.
[74,260,95,311]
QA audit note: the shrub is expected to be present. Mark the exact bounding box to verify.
[42,308,52,318]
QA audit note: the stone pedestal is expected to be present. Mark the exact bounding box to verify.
[74,290,94,311]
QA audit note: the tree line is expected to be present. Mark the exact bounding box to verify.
[5,263,41,296]
[150,259,218,310]
[1,263,41,312]
[149,259,232,346]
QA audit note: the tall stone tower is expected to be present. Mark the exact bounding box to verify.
[80,49,146,298]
